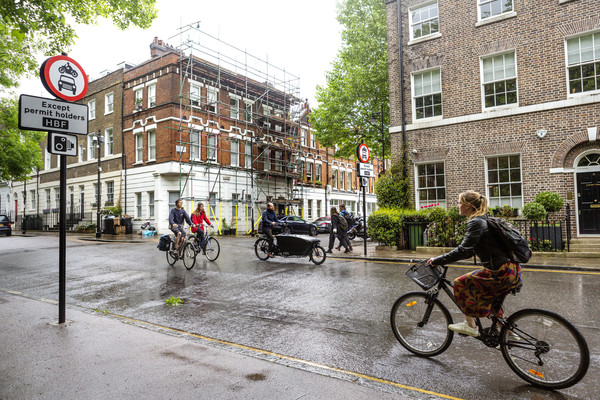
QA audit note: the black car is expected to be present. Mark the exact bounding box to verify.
[0,215,12,236]
[259,215,318,236]
[311,216,331,233]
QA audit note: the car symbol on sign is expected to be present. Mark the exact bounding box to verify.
[58,75,77,95]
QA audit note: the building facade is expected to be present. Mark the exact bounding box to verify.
[7,33,382,234]
[386,0,600,237]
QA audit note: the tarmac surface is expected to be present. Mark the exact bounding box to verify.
[1,231,598,399]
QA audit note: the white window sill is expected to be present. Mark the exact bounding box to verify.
[104,111,113,116]
[414,115,443,123]
[133,162,143,166]
[476,11,517,27]
[559,0,576,3]
[408,32,442,46]
[482,103,519,113]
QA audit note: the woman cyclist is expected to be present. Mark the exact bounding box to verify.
[427,190,523,337]
[191,203,211,244]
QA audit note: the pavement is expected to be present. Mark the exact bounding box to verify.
[2,231,598,399]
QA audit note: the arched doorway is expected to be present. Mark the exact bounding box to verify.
[575,152,600,235]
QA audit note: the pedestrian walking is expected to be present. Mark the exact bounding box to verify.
[327,207,351,253]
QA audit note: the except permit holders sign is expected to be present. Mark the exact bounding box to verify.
[19,94,88,135]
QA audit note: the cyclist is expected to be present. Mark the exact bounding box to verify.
[262,202,281,258]
[427,190,523,337]
[191,203,211,245]
[168,198,194,256]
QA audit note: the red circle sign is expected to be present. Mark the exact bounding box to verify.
[40,55,89,101]
[356,143,370,163]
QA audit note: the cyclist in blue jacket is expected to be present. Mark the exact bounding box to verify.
[169,198,194,255]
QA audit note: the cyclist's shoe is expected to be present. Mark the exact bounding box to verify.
[268,253,275,258]
[448,322,479,337]
[169,250,177,258]
[507,331,521,342]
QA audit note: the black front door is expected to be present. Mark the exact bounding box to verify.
[577,171,600,234]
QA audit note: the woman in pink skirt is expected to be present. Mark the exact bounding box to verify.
[427,190,523,337]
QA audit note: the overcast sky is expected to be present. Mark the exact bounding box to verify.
[17,0,343,107]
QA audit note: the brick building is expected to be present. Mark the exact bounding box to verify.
[385,0,600,237]
[7,32,381,234]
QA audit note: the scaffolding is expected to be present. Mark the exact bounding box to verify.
[167,24,310,232]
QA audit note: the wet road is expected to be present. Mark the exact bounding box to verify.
[1,235,598,400]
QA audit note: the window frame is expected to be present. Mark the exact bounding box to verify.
[104,92,114,115]
[207,87,218,113]
[565,31,600,96]
[409,1,440,42]
[88,99,96,120]
[104,127,114,155]
[207,134,218,163]
[230,139,239,167]
[478,0,513,22]
[87,133,96,161]
[229,94,240,120]
[148,191,155,218]
[106,181,114,205]
[134,88,143,111]
[415,161,446,210]
[135,133,143,163]
[190,130,201,161]
[485,154,523,210]
[147,83,156,108]
[411,67,443,121]
[480,50,519,110]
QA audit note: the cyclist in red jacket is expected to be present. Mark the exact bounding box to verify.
[191,203,211,242]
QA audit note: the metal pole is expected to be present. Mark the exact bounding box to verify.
[22,179,26,234]
[380,103,385,174]
[96,129,101,238]
[59,154,67,323]
[250,133,255,236]
[362,184,367,256]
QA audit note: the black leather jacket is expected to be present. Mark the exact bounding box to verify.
[432,215,510,270]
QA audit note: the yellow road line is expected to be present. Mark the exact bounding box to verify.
[346,258,600,275]
[108,312,464,400]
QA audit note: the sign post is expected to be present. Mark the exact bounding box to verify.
[356,143,372,256]
[19,54,88,324]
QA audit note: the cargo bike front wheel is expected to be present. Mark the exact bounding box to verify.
[309,245,326,265]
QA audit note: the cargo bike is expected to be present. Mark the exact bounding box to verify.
[254,233,326,265]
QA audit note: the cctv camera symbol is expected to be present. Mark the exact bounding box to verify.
[54,136,74,152]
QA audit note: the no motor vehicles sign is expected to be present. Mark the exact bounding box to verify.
[19,94,88,135]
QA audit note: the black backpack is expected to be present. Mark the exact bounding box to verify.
[487,216,532,264]
[338,215,348,230]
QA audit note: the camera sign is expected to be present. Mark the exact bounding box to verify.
[48,132,77,156]
[19,94,88,135]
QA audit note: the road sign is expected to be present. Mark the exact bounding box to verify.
[47,132,77,156]
[357,162,374,177]
[356,143,370,163]
[19,94,88,135]
[360,177,369,187]
[40,55,89,101]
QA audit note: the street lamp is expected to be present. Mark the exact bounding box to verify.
[95,130,103,238]
[368,104,385,174]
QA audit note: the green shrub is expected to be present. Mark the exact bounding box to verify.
[368,208,404,246]
[75,222,96,232]
[522,202,547,221]
[101,205,122,216]
[426,206,467,247]
[534,191,564,214]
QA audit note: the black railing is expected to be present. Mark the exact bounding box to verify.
[17,206,88,231]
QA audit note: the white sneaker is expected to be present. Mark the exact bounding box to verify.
[448,322,479,337]
[507,331,521,342]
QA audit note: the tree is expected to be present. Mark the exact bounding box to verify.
[310,0,389,160]
[0,97,45,181]
[0,0,158,90]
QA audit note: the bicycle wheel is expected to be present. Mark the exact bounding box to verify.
[500,309,589,389]
[166,247,177,266]
[204,237,220,261]
[254,238,270,260]
[390,292,454,357]
[183,242,196,270]
[310,245,326,265]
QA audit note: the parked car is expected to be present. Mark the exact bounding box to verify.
[0,214,12,236]
[311,216,331,234]
[259,215,318,236]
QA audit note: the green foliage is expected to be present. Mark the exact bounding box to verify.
[426,206,467,247]
[375,157,411,209]
[0,97,45,181]
[0,0,158,80]
[94,308,109,314]
[165,296,183,306]
[528,239,555,252]
[368,208,404,246]
[74,222,96,232]
[522,202,547,221]
[534,191,564,214]
[101,205,122,216]
[310,0,389,159]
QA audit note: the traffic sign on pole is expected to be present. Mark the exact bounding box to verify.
[357,162,374,177]
[19,94,88,135]
[47,132,78,156]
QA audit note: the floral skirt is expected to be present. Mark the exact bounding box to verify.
[453,262,523,318]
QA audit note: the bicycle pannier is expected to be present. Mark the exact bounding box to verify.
[487,216,532,264]
[157,234,171,251]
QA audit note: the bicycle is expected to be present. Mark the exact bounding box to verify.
[390,260,590,390]
[254,224,326,265]
[165,231,195,269]
[185,225,220,269]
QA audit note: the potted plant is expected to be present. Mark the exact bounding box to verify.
[221,218,230,235]
[135,98,143,111]
[229,216,237,235]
